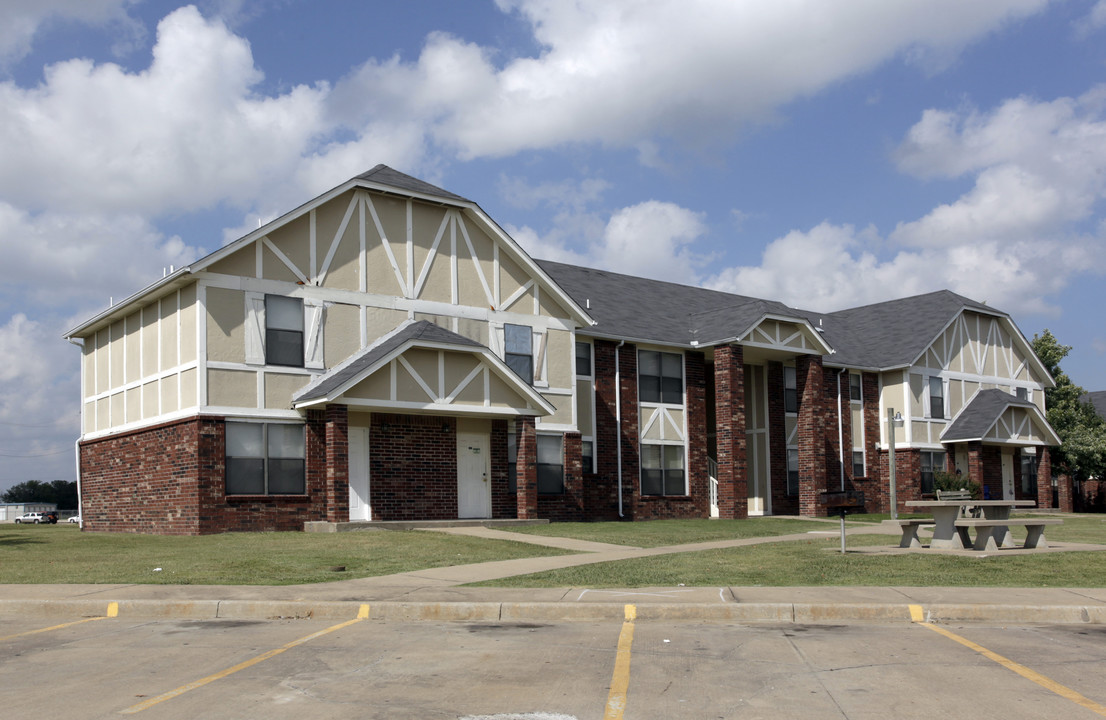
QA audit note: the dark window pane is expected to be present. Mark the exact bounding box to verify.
[664,469,685,496]
[582,440,594,473]
[661,352,682,378]
[930,377,944,419]
[639,376,661,403]
[537,464,563,494]
[575,342,592,376]
[268,459,305,494]
[784,388,798,414]
[850,373,862,401]
[638,351,660,377]
[226,458,264,495]
[641,468,663,496]
[266,329,304,367]
[661,376,683,404]
[506,353,533,384]
[852,451,865,478]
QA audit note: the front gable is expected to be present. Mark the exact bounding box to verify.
[914,310,1052,387]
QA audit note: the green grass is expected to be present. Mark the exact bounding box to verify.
[473,515,1106,588]
[470,533,1106,588]
[497,517,842,547]
[0,524,570,585]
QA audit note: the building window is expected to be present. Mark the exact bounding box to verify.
[849,372,862,402]
[537,435,564,495]
[784,366,798,414]
[1021,451,1038,494]
[504,324,533,384]
[507,429,518,494]
[641,444,685,496]
[576,341,592,377]
[225,422,305,495]
[582,440,594,474]
[852,451,865,478]
[639,350,683,404]
[786,448,799,495]
[920,451,945,495]
[1016,387,1028,401]
[929,377,945,419]
[265,295,304,367]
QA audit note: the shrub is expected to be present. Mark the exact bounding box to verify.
[933,470,981,499]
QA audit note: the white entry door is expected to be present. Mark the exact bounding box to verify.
[348,426,371,521]
[457,432,491,519]
[1001,448,1015,500]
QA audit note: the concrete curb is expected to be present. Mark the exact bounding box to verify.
[4,598,1106,625]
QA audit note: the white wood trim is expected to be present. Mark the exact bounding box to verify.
[318,193,358,285]
[406,199,414,297]
[397,355,438,403]
[450,214,458,305]
[414,211,450,299]
[309,209,317,282]
[364,194,408,297]
[501,280,534,313]
[262,236,309,285]
[358,191,367,293]
[457,216,494,308]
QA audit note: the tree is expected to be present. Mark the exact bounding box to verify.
[0,480,78,509]
[1031,329,1106,481]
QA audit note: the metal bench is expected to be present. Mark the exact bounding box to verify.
[954,517,1064,551]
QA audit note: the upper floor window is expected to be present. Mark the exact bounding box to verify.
[784,366,798,414]
[226,422,305,495]
[849,372,862,402]
[504,324,533,384]
[266,295,304,367]
[1016,387,1028,401]
[575,341,593,377]
[929,377,945,419]
[639,350,683,404]
[786,448,799,495]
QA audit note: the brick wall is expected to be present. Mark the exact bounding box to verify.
[368,413,458,520]
[588,339,624,520]
[797,355,827,515]
[537,431,585,521]
[713,345,747,519]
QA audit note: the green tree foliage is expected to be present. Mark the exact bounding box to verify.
[0,480,78,508]
[1031,329,1106,480]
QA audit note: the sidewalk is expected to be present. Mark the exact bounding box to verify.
[3,523,1106,625]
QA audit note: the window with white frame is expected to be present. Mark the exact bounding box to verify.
[265,295,304,367]
[576,341,595,473]
[852,451,865,478]
[928,377,945,419]
[1016,387,1028,401]
[920,450,945,495]
[641,444,685,496]
[639,350,683,404]
[537,434,564,495]
[849,372,862,402]
[575,341,592,377]
[225,422,305,495]
[504,324,533,384]
[1021,449,1038,494]
[784,366,798,414]
[581,440,594,474]
[786,448,799,495]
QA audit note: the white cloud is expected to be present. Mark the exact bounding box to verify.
[0,0,140,65]
[0,5,327,216]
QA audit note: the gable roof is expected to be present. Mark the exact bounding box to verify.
[292,320,555,415]
[536,259,814,348]
[941,388,1060,445]
[354,164,470,203]
[1083,391,1106,420]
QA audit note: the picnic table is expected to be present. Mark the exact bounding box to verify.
[901,499,1047,550]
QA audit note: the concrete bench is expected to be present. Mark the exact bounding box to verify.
[897,519,936,548]
[936,489,978,517]
[954,517,1063,551]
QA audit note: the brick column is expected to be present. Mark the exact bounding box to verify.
[797,355,826,516]
[325,404,349,522]
[617,344,639,519]
[516,416,538,519]
[714,344,747,519]
[685,351,709,516]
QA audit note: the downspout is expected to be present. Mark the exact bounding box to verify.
[67,337,84,527]
[615,340,625,518]
[837,368,848,491]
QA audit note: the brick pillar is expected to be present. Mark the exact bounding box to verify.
[685,351,709,516]
[563,431,584,519]
[325,404,349,522]
[714,344,747,519]
[797,355,826,516]
[617,344,639,519]
[516,416,538,519]
[1035,447,1052,508]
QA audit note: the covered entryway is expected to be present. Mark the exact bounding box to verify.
[348,425,371,521]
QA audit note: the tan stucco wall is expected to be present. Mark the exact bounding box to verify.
[208,368,256,408]
[265,373,309,409]
[206,287,246,364]
[324,303,361,368]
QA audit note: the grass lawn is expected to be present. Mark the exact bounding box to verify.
[0,524,570,586]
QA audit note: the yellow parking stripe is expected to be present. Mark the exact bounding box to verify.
[909,604,1106,716]
[0,602,118,642]
[603,604,636,720]
[121,604,370,714]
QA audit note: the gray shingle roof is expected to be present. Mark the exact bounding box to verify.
[941,389,1041,442]
[1083,391,1106,419]
[355,165,470,203]
[536,259,799,346]
[800,291,998,369]
[293,320,482,405]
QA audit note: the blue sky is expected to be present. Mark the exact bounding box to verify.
[1,0,1104,494]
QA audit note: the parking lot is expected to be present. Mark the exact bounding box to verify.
[5,608,1106,719]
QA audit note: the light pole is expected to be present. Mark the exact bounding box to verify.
[887,408,903,519]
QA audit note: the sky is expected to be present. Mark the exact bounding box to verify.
[1,0,1105,494]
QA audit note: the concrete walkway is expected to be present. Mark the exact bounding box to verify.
[3,522,1106,624]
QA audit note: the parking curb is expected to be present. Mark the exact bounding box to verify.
[3,599,1106,625]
